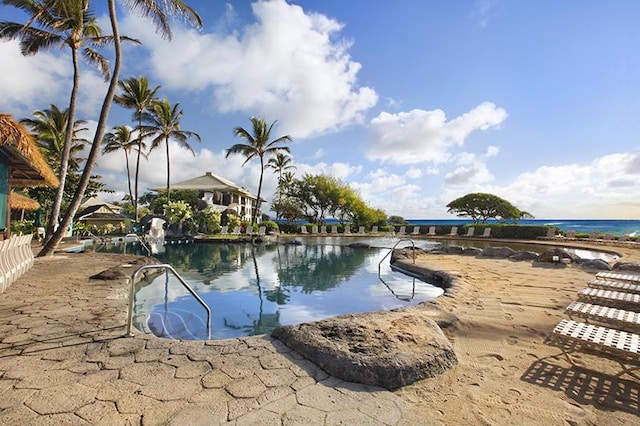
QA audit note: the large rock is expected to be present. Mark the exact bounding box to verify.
[90,256,161,281]
[509,251,539,261]
[479,246,516,258]
[536,248,579,264]
[578,259,613,270]
[272,308,458,390]
[613,262,640,272]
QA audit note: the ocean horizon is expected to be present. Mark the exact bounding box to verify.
[404,219,640,236]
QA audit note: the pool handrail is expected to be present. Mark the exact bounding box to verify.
[126,264,212,339]
[124,233,151,256]
[378,238,416,275]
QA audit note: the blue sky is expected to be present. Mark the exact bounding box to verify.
[1,0,639,219]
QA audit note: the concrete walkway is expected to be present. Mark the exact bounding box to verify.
[0,252,424,425]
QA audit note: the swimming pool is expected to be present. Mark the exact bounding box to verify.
[132,239,445,340]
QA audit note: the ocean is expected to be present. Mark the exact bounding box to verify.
[405,219,640,237]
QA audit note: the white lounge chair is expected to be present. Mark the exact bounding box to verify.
[358,226,365,234]
[548,319,640,378]
[411,226,420,235]
[596,272,640,284]
[311,225,318,234]
[344,225,351,235]
[578,287,640,309]
[481,228,491,238]
[371,226,378,233]
[258,226,266,235]
[463,227,475,237]
[320,225,327,234]
[300,225,308,234]
[542,227,557,239]
[397,226,406,235]
[426,226,436,236]
[219,225,228,235]
[565,230,576,239]
[588,279,640,294]
[565,301,640,332]
[588,230,601,240]
[449,226,458,236]
[331,225,338,234]
[232,226,241,235]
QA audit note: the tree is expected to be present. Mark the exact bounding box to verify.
[102,125,143,209]
[1,0,119,245]
[267,152,295,219]
[142,98,200,202]
[37,0,202,257]
[226,117,292,226]
[114,76,160,221]
[446,193,533,223]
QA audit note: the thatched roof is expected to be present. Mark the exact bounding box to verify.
[0,113,59,188]
[10,191,40,210]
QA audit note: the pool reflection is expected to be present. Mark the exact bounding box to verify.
[134,242,443,340]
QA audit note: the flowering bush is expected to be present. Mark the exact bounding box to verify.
[163,200,192,223]
[193,206,221,234]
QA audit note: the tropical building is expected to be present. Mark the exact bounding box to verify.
[0,113,59,240]
[167,172,265,222]
[75,196,127,232]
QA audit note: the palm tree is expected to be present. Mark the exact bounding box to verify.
[102,126,143,208]
[21,105,88,172]
[142,98,201,202]
[37,0,201,257]
[0,0,119,245]
[226,117,292,226]
[267,152,295,219]
[114,76,160,221]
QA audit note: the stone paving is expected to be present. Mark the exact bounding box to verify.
[0,252,425,425]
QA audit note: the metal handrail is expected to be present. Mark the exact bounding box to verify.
[378,238,416,275]
[124,233,151,256]
[126,264,212,339]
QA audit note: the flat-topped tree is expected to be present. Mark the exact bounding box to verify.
[446,193,533,224]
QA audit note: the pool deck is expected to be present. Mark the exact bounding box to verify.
[0,251,424,425]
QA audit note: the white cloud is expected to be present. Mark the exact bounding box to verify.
[405,167,423,179]
[119,0,377,139]
[367,102,507,165]
[485,145,500,158]
[0,40,70,116]
[444,162,494,186]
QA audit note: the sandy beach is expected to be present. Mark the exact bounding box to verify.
[397,243,640,425]
[0,241,638,424]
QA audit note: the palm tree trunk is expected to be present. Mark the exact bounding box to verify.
[165,136,171,202]
[124,149,133,209]
[134,123,142,222]
[42,47,80,246]
[253,157,265,226]
[38,0,122,257]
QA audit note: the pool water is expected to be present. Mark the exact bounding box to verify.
[132,240,444,340]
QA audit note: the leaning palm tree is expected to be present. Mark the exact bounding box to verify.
[102,125,143,208]
[0,0,121,245]
[226,117,292,226]
[37,0,202,257]
[114,76,160,221]
[142,98,201,202]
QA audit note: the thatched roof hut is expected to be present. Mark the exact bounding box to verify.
[0,113,59,188]
[10,191,40,211]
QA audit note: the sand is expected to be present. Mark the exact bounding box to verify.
[396,243,640,425]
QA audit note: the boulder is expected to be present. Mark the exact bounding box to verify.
[509,251,539,261]
[444,245,465,255]
[90,256,161,281]
[578,259,613,270]
[613,262,640,272]
[390,247,428,263]
[462,247,483,256]
[479,246,516,258]
[272,308,458,390]
[536,248,579,264]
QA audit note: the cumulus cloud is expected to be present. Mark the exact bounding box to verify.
[366,102,507,165]
[0,40,70,115]
[119,0,377,139]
